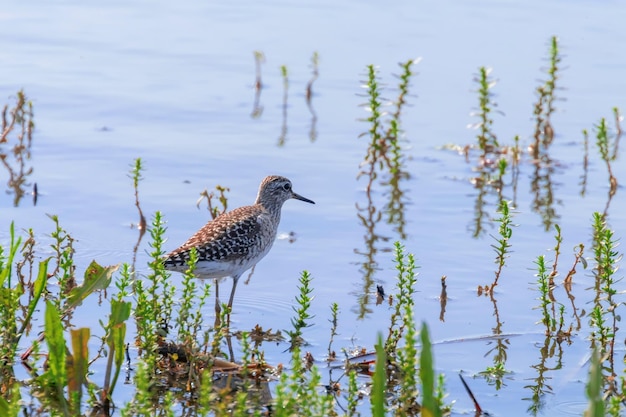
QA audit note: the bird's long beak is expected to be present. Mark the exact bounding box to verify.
[292,192,315,204]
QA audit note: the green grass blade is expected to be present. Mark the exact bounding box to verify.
[15,259,49,345]
[69,327,90,413]
[108,299,131,396]
[420,322,442,417]
[0,223,21,288]
[371,333,387,417]
[585,348,604,417]
[45,300,69,416]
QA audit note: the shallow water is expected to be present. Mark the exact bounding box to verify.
[2,0,626,415]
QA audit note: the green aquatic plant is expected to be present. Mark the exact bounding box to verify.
[130,158,146,232]
[396,275,419,415]
[29,258,118,416]
[585,212,624,412]
[41,300,73,416]
[96,264,133,410]
[134,211,173,354]
[356,60,417,318]
[589,213,620,357]
[359,64,385,188]
[0,380,20,417]
[385,242,418,356]
[585,348,604,417]
[384,59,417,239]
[490,200,515,291]
[371,333,387,417]
[543,225,576,337]
[0,223,48,395]
[1,217,120,416]
[175,247,200,344]
[48,213,76,307]
[345,368,359,417]
[327,302,339,360]
[595,118,614,178]
[197,184,230,220]
[273,331,333,417]
[175,247,212,387]
[359,59,417,183]
[286,270,315,348]
[473,66,500,154]
[120,350,157,417]
[595,117,618,216]
[128,158,147,275]
[1,215,449,416]
[531,35,562,159]
[465,67,515,237]
[535,255,554,332]
[531,220,585,401]
[419,323,443,417]
[527,38,565,230]
[100,298,132,408]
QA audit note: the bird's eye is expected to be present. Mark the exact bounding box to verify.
[283,183,291,191]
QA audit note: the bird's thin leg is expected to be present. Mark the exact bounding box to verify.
[214,279,221,327]
[226,274,241,326]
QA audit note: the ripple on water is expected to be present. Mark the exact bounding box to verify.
[228,290,294,316]
[550,401,587,416]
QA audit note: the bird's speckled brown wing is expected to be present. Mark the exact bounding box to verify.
[163,205,267,270]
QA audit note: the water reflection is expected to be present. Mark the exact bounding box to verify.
[528,39,563,231]
[525,335,564,415]
[467,154,512,238]
[579,130,589,197]
[461,41,567,234]
[354,60,417,318]
[277,65,289,146]
[354,188,388,317]
[306,52,319,143]
[530,156,560,231]
[477,292,510,390]
[460,128,563,235]
[610,107,623,159]
[523,238,582,413]
[381,171,409,240]
[354,144,410,318]
[129,159,147,275]
[439,275,447,322]
[249,52,319,145]
[0,90,35,207]
[250,51,264,119]
[469,169,497,238]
